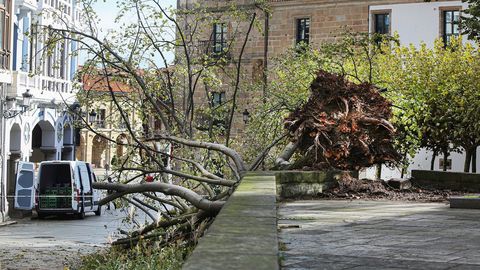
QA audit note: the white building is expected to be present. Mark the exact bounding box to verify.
[0,0,81,221]
[363,0,477,179]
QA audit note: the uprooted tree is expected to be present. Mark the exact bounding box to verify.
[275,71,401,171]
[34,0,402,251]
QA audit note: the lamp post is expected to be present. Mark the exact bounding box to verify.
[21,89,32,111]
[242,109,250,124]
[88,109,97,125]
[2,89,34,118]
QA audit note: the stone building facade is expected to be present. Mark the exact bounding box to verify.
[178,0,471,177]
[76,73,140,171]
[0,0,82,221]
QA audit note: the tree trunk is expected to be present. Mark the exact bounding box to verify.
[400,152,407,178]
[443,150,449,172]
[430,151,437,171]
[275,140,300,168]
[376,163,382,180]
[472,147,477,173]
[464,148,472,173]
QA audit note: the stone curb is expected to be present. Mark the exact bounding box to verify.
[182,173,279,270]
[0,221,17,227]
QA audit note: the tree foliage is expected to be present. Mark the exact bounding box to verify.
[380,37,480,172]
[462,0,480,40]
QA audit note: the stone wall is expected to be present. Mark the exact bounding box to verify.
[182,172,279,270]
[411,170,480,192]
[276,170,358,199]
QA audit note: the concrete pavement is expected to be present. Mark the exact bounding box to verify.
[279,200,480,270]
[0,209,144,270]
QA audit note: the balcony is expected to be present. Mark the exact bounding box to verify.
[15,0,37,11]
[11,71,77,105]
[196,40,231,60]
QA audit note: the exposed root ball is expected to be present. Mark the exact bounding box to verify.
[285,71,401,170]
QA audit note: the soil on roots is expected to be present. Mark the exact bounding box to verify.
[316,175,465,202]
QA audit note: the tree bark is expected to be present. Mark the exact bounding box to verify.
[93,182,225,214]
[275,140,300,167]
[430,151,437,171]
[443,150,449,172]
[464,148,472,173]
[375,163,382,180]
[472,146,477,173]
[400,152,407,178]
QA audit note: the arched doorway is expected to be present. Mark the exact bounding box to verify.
[31,121,56,163]
[114,134,129,167]
[61,123,74,160]
[7,124,22,214]
[91,135,107,168]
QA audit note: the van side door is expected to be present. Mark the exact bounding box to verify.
[78,164,94,211]
[14,162,35,210]
[86,163,100,210]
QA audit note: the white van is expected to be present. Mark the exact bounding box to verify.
[14,161,102,219]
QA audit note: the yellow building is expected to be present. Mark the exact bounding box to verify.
[75,71,144,169]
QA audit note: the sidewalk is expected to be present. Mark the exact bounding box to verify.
[279,200,480,269]
[0,220,17,227]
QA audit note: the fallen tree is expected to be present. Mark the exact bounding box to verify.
[276,70,401,171]
[35,0,274,250]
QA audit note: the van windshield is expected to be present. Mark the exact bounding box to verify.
[39,164,72,193]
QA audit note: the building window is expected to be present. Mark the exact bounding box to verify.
[374,13,390,35]
[211,91,225,107]
[0,0,10,69]
[213,23,227,54]
[296,18,310,45]
[443,10,460,45]
[96,109,106,128]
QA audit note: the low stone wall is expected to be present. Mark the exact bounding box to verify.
[275,170,358,199]
[411,170,480,192]
[182,172,279,270]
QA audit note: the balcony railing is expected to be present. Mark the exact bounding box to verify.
[197,40,231,60]
[11,71,76,102]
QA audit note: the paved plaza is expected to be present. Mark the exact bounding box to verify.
[279,200,480,270]
[0,209,140,270]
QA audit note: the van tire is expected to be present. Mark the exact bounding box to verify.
[37,212,46,219]
[94,206,102,216]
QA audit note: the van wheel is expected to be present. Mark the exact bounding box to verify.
[77,211,85,219]
[37,212,46,219]
[94,206,102,216]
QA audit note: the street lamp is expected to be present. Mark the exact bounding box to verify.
[3,90,34,118]
[88,109,97,124]
[242,109,250,124]
[21,89,32,110]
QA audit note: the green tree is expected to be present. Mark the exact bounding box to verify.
[462,0,480,40]
[379,37,480,172]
